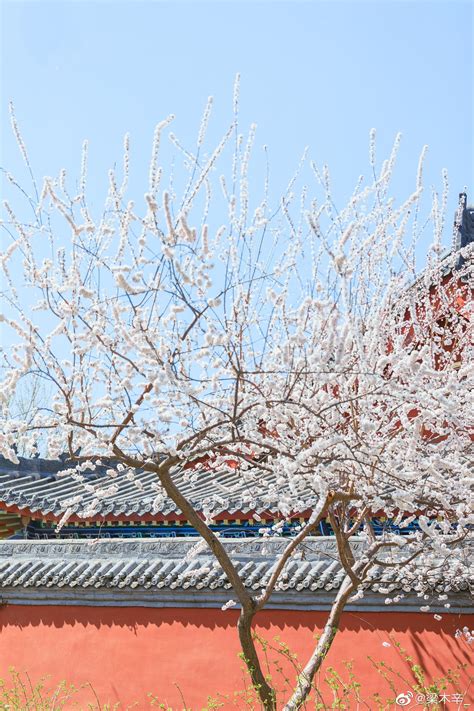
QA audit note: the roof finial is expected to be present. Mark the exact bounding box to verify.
[454,190,474,269]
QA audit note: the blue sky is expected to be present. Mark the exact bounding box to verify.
[1,0,473,246]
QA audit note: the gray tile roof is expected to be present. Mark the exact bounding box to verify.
[0,538,471,604]
[0,456,308,519]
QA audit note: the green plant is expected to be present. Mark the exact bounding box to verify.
[369,638,471,710]
[2,646,472,711]
[0,669,123,711]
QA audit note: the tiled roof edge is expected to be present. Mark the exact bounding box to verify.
[0,586,471,613]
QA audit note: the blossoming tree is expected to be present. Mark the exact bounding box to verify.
[1,84,472,709]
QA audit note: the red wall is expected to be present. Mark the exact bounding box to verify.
[0,605,472,708]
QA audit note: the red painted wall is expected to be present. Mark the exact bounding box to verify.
[0,605,472,708]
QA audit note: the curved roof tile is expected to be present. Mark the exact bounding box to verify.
[4,538,462,596]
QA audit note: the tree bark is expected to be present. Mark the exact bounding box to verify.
[282,577,355,711]
[238,609,276,710]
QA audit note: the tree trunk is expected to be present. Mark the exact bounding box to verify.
[116,456,275,708]
[238,610,276,710]
[282,577,355,711]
